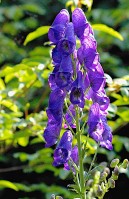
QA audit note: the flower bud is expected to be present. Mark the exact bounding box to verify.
[108,178,115,188]
[86,179,94,188]
[50,194,55,199]
[121,159,129,169]
[101,182,105,192]
[110,159,119,168]
[104,167,110,176]
[96,185,103,197]
[112,166,119,180]
[56,196,63,199]
[100,171,108,181]
[94,171,100,184]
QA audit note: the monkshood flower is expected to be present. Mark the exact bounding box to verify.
[53,131,73,166]
[70,71,85,108]
[48,9,70,44]
[43,89,65,147]
[55,55,73,89]
[64,145,79,171]
[87,103,112,150]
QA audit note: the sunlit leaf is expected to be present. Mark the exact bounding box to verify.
[92,24,124,41]
[0,180,19,191]
[24,26,50,45]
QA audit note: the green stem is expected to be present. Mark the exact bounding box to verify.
[88,142,100,174]
[75,106,86,199]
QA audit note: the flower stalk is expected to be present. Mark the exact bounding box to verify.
[75,106,86,199]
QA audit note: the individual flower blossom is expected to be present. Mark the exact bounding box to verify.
[48,65,60,90]
[99,116,113,150]
[43,109,62,147]
[57,22,76,55]
[48,9,70,44]
[64,145,79,171]
[72,8,93,40]
[53,131,73,166]
[87,103,112,150]
[55,55,73,89]
[52,47,62,64]
[70,71,85,108]
[43,89,65,147]
[64,104,76,129]
[77,36,97,67]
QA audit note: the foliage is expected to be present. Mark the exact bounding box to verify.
[0,0,129,199]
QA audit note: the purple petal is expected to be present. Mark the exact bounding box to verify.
[53,131,73,166]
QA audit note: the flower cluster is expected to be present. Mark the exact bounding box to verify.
[43,8,112,169]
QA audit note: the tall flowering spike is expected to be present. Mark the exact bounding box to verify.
[48,9,70,44]
[70,71,85,108]
[53,131,73,166]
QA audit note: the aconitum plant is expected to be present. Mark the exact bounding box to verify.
[43,8,128,199]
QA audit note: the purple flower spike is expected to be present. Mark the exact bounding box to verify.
[53,131,73,166]
[70,71,85,108]
[48,9,70,44]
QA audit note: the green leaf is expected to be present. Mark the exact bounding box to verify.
[92,24,124,41]
[0,180,19,191]
[0,99,19,112]
[24,26,50,45]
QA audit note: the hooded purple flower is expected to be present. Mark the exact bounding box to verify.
[43,89,65,147]
[57,22,76,55]
[55,55,73,89]
[64,145,79,171]
[70,71,85,108]
[72,8,94,40]
[53,131,73,166]
[88,103,112,150]
[48,9,70,44]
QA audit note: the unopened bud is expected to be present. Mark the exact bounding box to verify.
[110,159,119,168]
[114,166,119,176]
[94,171,100,184]
[100,171,108,181]
[112,166,119,180]
[101,182,105,192]
[56,196,63,199]
[121,159,129,169]
[108,178,115,188]
[96,185,103,197]
[50,194,55,199]
[104,167,110,176]
[86,179,94,188]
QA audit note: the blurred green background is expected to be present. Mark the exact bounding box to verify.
[0,0,129,198]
